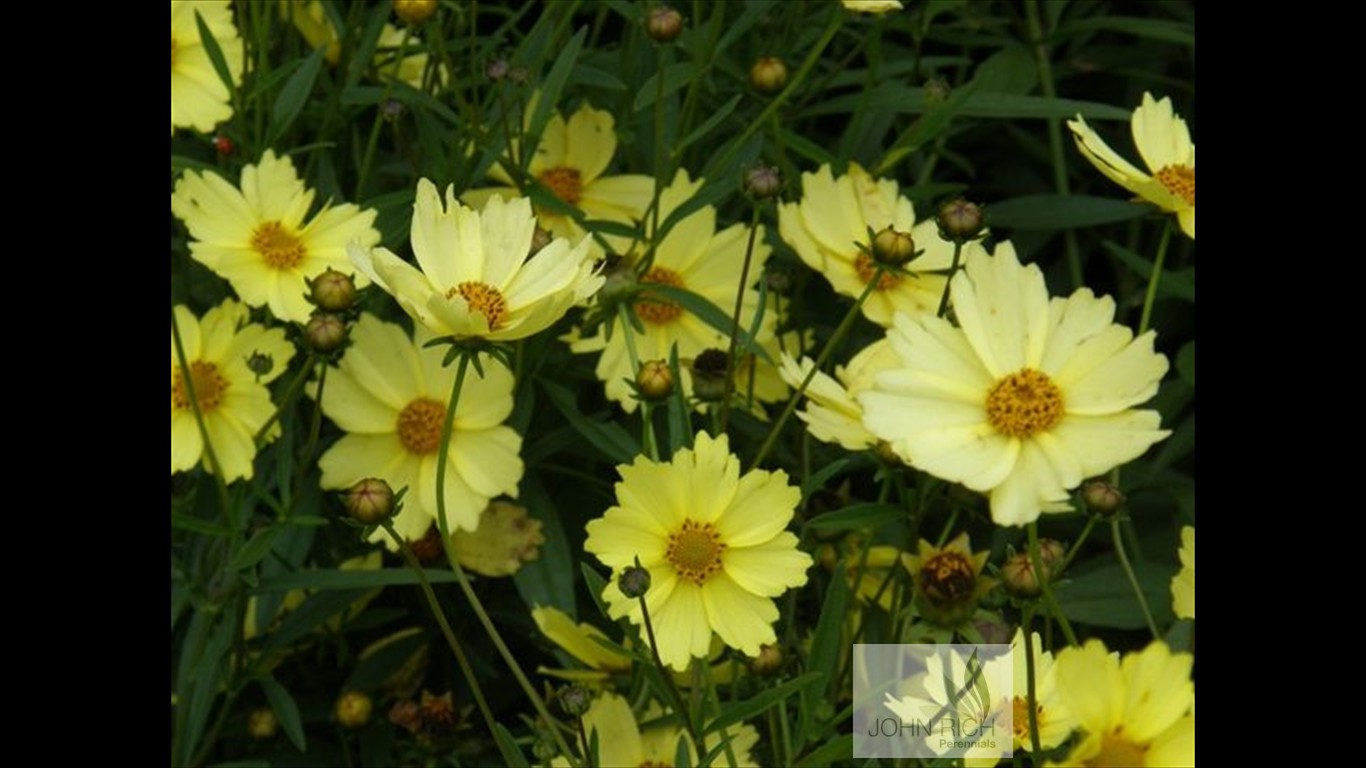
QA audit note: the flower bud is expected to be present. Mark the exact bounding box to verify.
[937,198,984,241]
[1001,552,1042,598]
[749,643,784,676]
[309,268,358,311]
[485,57,510,82]
[213,135,234,156]
[749,57,788,94]
[598,258,639,303]
[1082,480,1125,516]
[637,359,674,401]
[392,0,437,26]
[871,226,916,267]
[923,76,951,107]
[619,565,652,598]
[764,267,792,294]
[558,685,593,717]
[690,348,730,402]
[247,707,278,740]
[645,5,684,43]
[742,165,783,200]
[345,478,395,525]
[303,312,348,353]
[379,98,405,123]
[335,690,374,728]
[245,352,275,378]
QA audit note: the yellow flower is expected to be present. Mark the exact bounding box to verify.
[315,315,523,542]
[171,299,294,481]
[1068,93,1195,239]
[1172,526,1194,619]
[778,163,987,327]
[568,693,760,767]
[531,606,632,681]
[585,432,811,671]
[350,180,600,341]
[1050,640,1195,767]
[1007,629,1077,754]
[171,150,381,324]
[171,1,244,135]
[569,171,776,411]
[859,246,1170,526]
[779,339,900,450]
[464,102,655,254]
[841,0,905,13]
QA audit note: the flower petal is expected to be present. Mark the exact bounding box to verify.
[723,533,811,596]
[651,581,713,671]
[450,426,523,498]
[1131,92,1193,174]
[701,573,778,657]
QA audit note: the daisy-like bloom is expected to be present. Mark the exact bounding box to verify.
[1172,526,1194,619]
[903,533,996,629]
[1051,640,1195,767]
[566,693,760,767]
[171,150,380,324]
[859,246,1171,526]
[171,299,294,481]
[350,179,600,341]
[1068,93,1195,239]
[463,102,655,254]
[585,432,812,671]
[842,0,905,13]
[778,163,989,327]
[315,315,523,543]
[569,171,776,411]
[779,339,900,450]
[171,1,244,135]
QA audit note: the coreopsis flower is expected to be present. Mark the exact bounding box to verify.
[171,150,381,323]
[778,163,988,326]
[903,533,996,629]
[1051,640,1195,767]
[315,315,523,542]
[859,246,1170,526]
[569,171,777,411]
[778,338,900,450]
[350,180,600,341]
[585,432,812,671]
[567,693,760,767]
[842,0,905,13]
[171,1,244,135]
[531,606,632,681]
[1172,526,1194,619]
[171,299,294,481]
[463,101,655,254]
[1068,93,1195,238]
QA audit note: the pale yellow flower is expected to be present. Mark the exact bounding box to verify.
[1050,640,1194,767]
[1172,526,1194,619]
[1007,629,1077,754]
[842,0,905,13]
[779,338,900,450]
[860,245,1170,526]
[171,299,295,481]
[171,150,380,323]
[1069,93,1195,239]
[171,0,244,135]
[531,605,632,681]
[349,179,601,341]
[463,101,655,254]
[566,693,760,768]
[585,432,811,671]
[315,315,523,542]
[778,163,987,327]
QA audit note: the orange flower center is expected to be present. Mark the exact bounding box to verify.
[985,369,1064,438]
[854,252,902,290]
[1154,165,1195,207]
[636,266,685,324]
[251,221,308,270]
[918,552,976,604]
[1088,733,1149,767]
[172,360,230,411]
[446,281,508,331]
[666,518,726,585]
[538,167,583,205]
[396,398,446,455]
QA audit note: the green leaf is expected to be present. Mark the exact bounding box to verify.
[675,94,742,155]
[806,567,849,696]
[1056,16,1195,46]
[665,345,691,455]
[801,456,868,500]
[1101,240,1196,302]
[260,675,307,751]
[805,503,904,533]
[263,590,367,655]
[634,62,695,112]
[580,563,611,618]
[644,284,772,365]
[526,27,588,154]
[1054,560,1176,630]
[809,85,1132,121]
[171,511,232,537]
[987,195,1149,230]
[1176,342,1194,388]
[795,735,854,766]
[707,672,822,733]
[541,379,641,463]
[493,723,532,767]
[344,5,391,90]
[514,476,578,618]
[255,568,458,592]
[270,46,327,143]
[230,526,282,572]
[193,10,236,98]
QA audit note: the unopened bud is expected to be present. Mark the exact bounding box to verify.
[345,478,395,525]
[486,57,510,82]
[335,690,374,728]
[304,312,348,353]
[871,226,916,267]
[598,259,639,303]
[743,165,783,200]
[637,360,674,401]
[1082,480,1125,516]
[749,57,788,94]
[690,348,730,402]
[247,708,278,740]
[309,268,357,311]
[558,685,592,717]
[245,352,275,378]
[764,267,792,294]
[508,66,529,85]
[937,198,984,241]
[749,643,784,676]
[379,99,405,123]
[619,565,652,598]
[645,5,684,43]
[924,76,951,107]
[392,0,437,26]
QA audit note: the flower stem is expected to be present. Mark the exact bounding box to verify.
[1138,218,1173,336]
[379,518,515,764]
[431,349,573,760]
[1021,605,1044,757]
[354,26,415,200]
[702,660,739,768]
[751,266,881,469]
[936,240,963,318]
[635,590,703,751]
[1058,514,1099,574]
[252,354,314,447]
[171,307,232,523]
[1028,522,1077,646]
[1024,0,1083,289]
[1111,517,1161,638]
[719,206,763,432]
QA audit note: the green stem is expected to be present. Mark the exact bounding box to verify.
[575,714,593,768]
[1138,219,1173,336]
[635,589,703,750]
[171,307,232,522]
[252,355,313,447]
[286,357,327,514]
[1058,514,1098,573]
[751,266,881,469]
[718,206,763,432]
[1111,518,1161,638]
[1024,0,1083,289]
[1028,522,1077,645]
[1021,605,1044,757]
[354,26,415,199]
[936,240,963,318]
